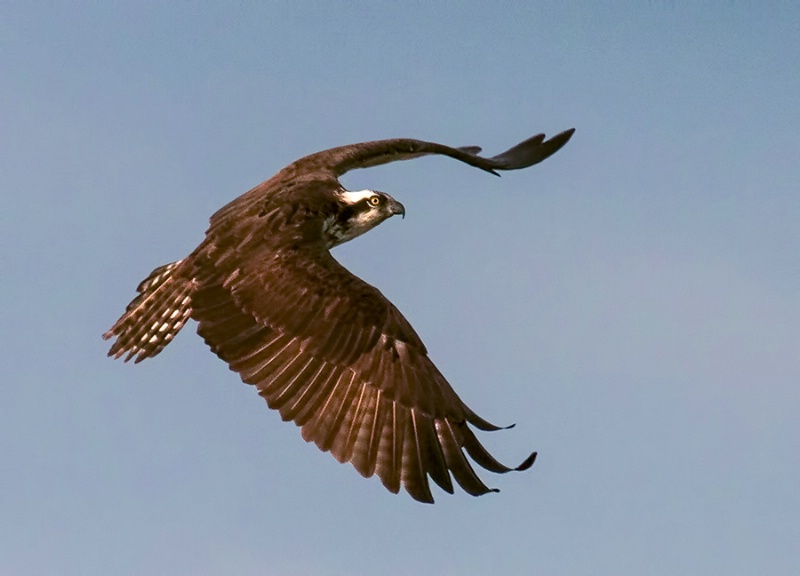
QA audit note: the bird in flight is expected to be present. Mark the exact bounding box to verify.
[104,128,575,503]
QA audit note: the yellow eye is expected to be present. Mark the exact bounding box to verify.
[369,195,381,206]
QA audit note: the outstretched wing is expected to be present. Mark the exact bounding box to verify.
[208,128,575,232]
[290,128,576,178]
[190,193,535,502]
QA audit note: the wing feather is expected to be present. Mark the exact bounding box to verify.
[282,363,338,425]
[402,409,434,503]
[235,334,295,380]
[317,370,361,455]
[262,355,316,409]
[413,414,454,495]
[295,365,342,428]
[374,400,404,495]
[348,384,380,477]
[364,389,386,478]
[331,381,369,464]
[300,368,349,445]
[436,420,496,497]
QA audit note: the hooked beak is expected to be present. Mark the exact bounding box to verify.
[389,198,406,219]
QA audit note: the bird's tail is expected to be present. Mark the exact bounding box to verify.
[103,259,194,363]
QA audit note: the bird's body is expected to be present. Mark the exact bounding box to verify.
[104,128,575,503]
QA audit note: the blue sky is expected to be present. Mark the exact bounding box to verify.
[2,2,798,575]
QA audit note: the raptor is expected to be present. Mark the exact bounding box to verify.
[104,128,575,503]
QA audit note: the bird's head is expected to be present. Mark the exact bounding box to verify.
[327,189,405,247]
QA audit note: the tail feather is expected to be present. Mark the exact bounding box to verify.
[103,260,194,363]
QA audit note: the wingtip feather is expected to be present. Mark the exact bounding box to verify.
[515,451,538,471]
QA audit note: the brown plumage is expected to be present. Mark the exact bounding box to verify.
[104,129,575,503]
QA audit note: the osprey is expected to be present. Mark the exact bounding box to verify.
[104,128,575,503]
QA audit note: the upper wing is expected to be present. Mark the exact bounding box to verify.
[207,128,575,231]
[190,218,535,503]
[289,128,575,178]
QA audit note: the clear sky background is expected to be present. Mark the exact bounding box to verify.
[2,2,798,575]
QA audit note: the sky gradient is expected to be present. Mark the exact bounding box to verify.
[2,2,799,575]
